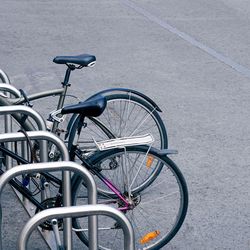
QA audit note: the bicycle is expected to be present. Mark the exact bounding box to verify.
[0,54,168,189]
[0,99,188,250]
[61,98,188,250]
[0,55,188,249]
[70,145,188,250]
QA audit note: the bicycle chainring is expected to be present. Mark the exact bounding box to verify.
[35,197,63,230]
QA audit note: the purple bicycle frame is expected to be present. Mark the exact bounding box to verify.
[97,172,131,212]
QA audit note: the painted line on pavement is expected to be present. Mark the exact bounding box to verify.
[121,0,250,79]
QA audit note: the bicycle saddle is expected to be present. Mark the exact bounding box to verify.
[61,95,107,117]
[53,54,96,67]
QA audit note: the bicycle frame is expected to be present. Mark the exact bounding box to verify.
[0,86,114,137]
[0,80,129,210]
[0,67,155,212]
[0,144,62,211]
[3,88,66,128]
[72,146,131,211]
[0,66,75,134]
[0,141,131,214]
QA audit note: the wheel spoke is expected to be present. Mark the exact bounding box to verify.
[129,107,157,137]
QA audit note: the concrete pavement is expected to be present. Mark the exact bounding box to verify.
[1,0,250,249]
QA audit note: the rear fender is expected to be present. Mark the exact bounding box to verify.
[65,87,162,140]
[86,88,162,112]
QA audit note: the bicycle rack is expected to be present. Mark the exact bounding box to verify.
[0,152,135,250]
[0,105,49,233]
[0,104,74,249]
[0,131,73,249]
[0,105,48,165]
[0,70,135,249]
[0,105,48,221]
[0,161,100,250]
[19,204,135,250]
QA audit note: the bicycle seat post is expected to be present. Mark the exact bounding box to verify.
[50,65,76,134]
[62,64,75,87]
[56,65,75,111]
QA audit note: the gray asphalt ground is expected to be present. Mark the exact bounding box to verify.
[1,0,250,249]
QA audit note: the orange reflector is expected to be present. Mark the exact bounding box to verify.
[146,155,154,168]
[139,230,160,244]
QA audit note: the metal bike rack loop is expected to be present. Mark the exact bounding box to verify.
[0,105,48,165]
[0,105,49,244]
[0,131,73,249]
[19,204,135,250]
[0,161,98,250]
[0,83,21,98]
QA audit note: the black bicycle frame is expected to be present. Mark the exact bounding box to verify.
[71,146,131,210]
[0,144,62,210]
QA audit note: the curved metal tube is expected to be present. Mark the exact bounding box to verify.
[0,106,47,163]
[0,69,10,84]
[0,161,97,250]
[0,131,72,249]
[0,84,21,98]
[0,106,46,131]
[0,131,67,160]
[0,96,36,132]
[18,205,134,250]
[0,161,95,203]
[8,88,64,105]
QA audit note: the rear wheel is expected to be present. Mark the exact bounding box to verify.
[71,146,188,249]
[67,93,168,192]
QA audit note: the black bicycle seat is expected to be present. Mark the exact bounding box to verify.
[61,95,107,117]
[53,54,96,67]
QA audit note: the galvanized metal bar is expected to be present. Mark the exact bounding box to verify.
[18,205,134,250]
[0,106,46,131]
[0,131,73,249]
[0,161,97,250]
[12,88,64,105]
[0,71,74,249]
[0,131,68,161]
[0,70,15,171]
[0,106,48,163]
[4,113,12,169]
[0,95,36,133]
[0,84,21,98]
[0,105,53,246]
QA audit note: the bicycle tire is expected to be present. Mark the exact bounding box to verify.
[71,146,188,250]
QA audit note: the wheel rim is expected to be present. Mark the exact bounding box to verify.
[93,149,163,195]
[72,150,188,250]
